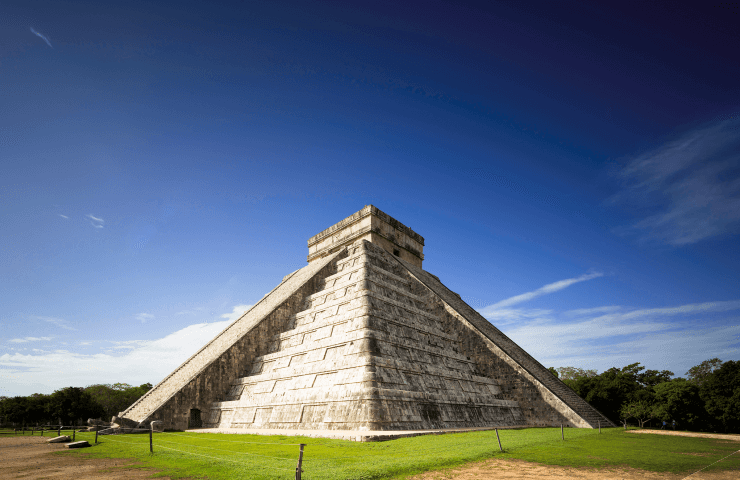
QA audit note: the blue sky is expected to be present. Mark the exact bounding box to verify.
[2,1,739,396]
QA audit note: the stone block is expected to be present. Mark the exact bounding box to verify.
[47,435,70,443]
[65,441,90,448]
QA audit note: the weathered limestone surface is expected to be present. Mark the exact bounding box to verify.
[119,250,345,430]
[389,254,613,428]
[121,205,613,436]
[308,205,424,268]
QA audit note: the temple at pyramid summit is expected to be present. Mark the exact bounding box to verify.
[120,205,614,439]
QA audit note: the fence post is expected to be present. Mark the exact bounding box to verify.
[149,425,153,454]
[561,424,564,440]
[95,428,99,444]
[495,428,503,452]
[295,443,305,480]
[72,426,75,442]
[58,425,61,437]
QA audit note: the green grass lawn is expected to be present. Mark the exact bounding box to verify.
[29,427,740,480]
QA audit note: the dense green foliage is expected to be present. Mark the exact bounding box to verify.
[0,383,151,426]
[555,358,740,432]
[14,427,738,480]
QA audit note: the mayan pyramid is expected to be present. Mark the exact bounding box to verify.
[120,206,613,436]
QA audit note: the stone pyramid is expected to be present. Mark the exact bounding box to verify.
[120,206,613,436]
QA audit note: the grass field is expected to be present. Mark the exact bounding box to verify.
[5,427,740,479]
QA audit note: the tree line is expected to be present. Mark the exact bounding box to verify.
[0,383,152,427]
[549,358,740,432]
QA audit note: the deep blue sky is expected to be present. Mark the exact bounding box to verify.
[2,1,739,396]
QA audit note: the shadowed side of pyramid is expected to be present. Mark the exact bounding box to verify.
[118,249,347,430]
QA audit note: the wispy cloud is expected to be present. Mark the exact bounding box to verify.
[498,300,740,374]
[220,304,254,323]
[564,306,622,316]
[479,272,603,314]
[8,337,53,344]
[35,316,76,331]
[58,214,69,219]
[136,313,154,324]
[85,214,104,229]
[30,27,52,48]
[614,117,740,245]
[1,321,232,396]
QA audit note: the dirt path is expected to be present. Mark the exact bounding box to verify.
[410,457,739,480]
[0,435,172,480]
[626,430,740,442]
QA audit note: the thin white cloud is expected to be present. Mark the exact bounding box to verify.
[30,27,52,48]
[564,306,622,316]
[500,300,740,375]
[220,304,254,323]
[479,272,603,314]
[58,214,69,219]
[136,313,155,324]
[35,316,76,331]
[8,337,53,344]
[614,117,740,245]
[85,214,104,229]
[481,308,553,326]
[1,320,232,396]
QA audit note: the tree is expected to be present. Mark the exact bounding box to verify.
[687,358,723,386]
[620,400,658,428]
[84,383,153,421]
[637,369,674,388]
[699,360,740,433]
[548,367,559,378]
[47,387,104,425]
[653,378,704,430]
[555,366,597,390]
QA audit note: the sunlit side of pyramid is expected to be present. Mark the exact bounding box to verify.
[120,206,613,435]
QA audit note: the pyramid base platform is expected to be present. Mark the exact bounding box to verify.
[185,425,530,442]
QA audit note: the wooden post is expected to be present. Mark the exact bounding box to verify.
[149,425,153,454]
[495,428,503,452]
[598,421,601,434]
[72,426,75,442]
[95,428,99,444]
[58,425,61,437]
[561,424,564,440]
[295,443,305,480]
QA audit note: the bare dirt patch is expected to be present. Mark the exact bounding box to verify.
[0,435,177,480]
[626,430,740,442]
[409,457,739,479]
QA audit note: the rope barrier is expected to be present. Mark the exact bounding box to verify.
[153,437,297,461]
[156,444,295,471]
[681,449,740,479]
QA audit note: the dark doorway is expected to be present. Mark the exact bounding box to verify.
[188,408,202,429]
